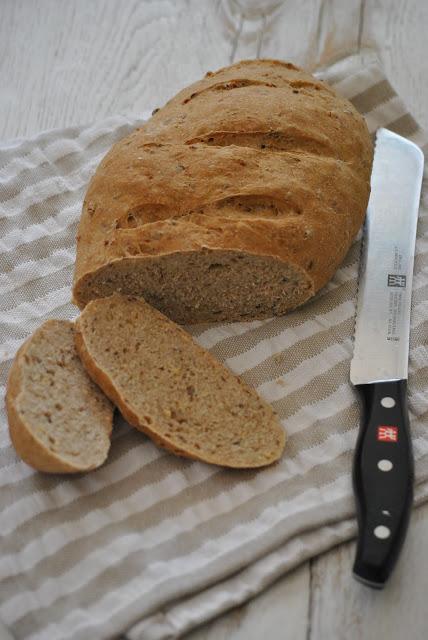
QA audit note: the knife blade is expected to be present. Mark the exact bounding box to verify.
[350,127,424,589]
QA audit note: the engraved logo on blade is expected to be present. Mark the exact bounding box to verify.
[386,247,407,341]
[388,274,406,288]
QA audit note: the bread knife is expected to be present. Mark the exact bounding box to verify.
[350,127,424,588]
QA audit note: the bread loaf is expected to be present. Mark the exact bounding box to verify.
[6,320,113,473]
[75,294,285,468]
[73,59,373,323]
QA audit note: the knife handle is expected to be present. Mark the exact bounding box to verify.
[352,379,414,588]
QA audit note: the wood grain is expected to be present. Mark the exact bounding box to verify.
[0,0,232,139]
[362,0,428,130]
[259,0,362,69]
[219,0,362,68]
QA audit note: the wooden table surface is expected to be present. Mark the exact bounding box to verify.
[1,1,427,639]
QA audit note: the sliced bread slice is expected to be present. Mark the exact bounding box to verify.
[75,294,285,468]
[6,319,114,473]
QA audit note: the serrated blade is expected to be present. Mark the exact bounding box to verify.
[350,128,424,386]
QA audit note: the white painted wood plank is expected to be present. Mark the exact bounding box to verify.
[219,0,361,68]
[362,0,428,130]
[222,0,283,63]
[184,563,310,640]
[0,0,232,140]
[0,0,370,141]
[259,0,362,70]
[310,501,428,639]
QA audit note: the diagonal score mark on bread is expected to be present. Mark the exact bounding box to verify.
[72,59,373,324]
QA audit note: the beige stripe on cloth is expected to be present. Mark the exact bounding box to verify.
[0,54,427,640]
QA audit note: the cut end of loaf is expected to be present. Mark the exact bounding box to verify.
[6,320,113,473]
[75,294,286,468]
[73,250,314,324]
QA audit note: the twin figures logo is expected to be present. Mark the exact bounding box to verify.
[388,274,406,288]
[377,426,398,442]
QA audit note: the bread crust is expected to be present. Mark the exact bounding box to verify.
[75,295,286,468]
[6,320,113,473]
[73,59,373,320]
[7,343,79,473]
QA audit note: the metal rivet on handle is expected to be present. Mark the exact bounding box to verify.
[378,459,393,472]
[381,396,396,408]
[374,525,391,539]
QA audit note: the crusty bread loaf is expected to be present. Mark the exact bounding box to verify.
[73,59,373,323]
[6,320,114,473]
[75,294,285,468]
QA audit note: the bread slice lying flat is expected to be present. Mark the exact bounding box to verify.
[6,320,114,473]
[75,294,285,468]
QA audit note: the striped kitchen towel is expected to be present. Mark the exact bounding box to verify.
[0,51,427,640]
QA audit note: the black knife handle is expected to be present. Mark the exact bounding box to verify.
[352,380,414,588]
